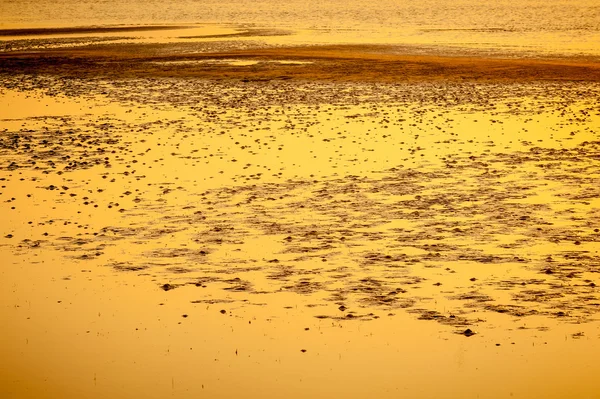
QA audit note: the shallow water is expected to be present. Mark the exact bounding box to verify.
[1,74,600,397]
[1,1,600,396]
[2,0,600,57]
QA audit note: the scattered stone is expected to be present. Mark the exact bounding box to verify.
[462,329,476,337]
[161,283,175,291]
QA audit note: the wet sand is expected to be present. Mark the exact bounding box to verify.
[0,25,193,37]
[3,43,600,82]
[1,25,600,398]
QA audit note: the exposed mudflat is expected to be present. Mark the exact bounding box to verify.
[2,73,599,324]
[1,26,600,399]
[3,43,600,82]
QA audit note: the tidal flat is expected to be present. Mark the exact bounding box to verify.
[1,24,600,398]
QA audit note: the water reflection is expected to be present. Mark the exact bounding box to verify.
[1,78,599,397]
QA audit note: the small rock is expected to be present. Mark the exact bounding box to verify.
[463,329,476,337]
[161,283,175,291]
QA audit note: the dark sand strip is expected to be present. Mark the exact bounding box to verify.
[178,28,292,39]
[1,44,600,82]
[0,25,192,37]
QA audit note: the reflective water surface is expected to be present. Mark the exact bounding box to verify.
[1,77,599,397]
[1,0,600,57]
[1,1,600,397]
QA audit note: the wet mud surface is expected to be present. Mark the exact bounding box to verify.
[2,68,599,334]
[0,25,193,37]
[3,43,600,82]
[2,24,600,398]
[2,22,600,82]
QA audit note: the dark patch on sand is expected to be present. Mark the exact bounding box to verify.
[2,44,600,82]
[0,25,192,37]
[178,28,292,39]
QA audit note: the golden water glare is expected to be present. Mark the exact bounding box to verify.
[1,18,600,399]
